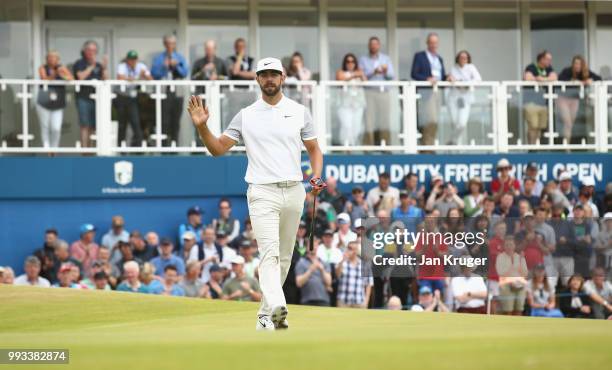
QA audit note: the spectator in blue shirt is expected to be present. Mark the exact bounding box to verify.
[178,205,204,251]
[391,190,424,232]
[358,36,395,146]
[411,33,450,148]
[156,265,185,297]
[150,239,185,277]
[150,34,188,146]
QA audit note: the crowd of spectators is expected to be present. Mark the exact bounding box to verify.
[32,33,599,149]
[2,160,611,320]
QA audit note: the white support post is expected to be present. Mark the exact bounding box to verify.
[594,82,608,153]
[208,83,222,136]
[95,82,114,156]
[31,0,43,79]
[519,1,531,74]
[150,84,168,148]
[453,0,464,54]
[386,0,398,77]
[16,83,34,148]
[496,83,509,153]
[315,84,328,154]
[402,83,418,154]
[177,0,189,63]
[318,0,330,81]
[248,0,259,62]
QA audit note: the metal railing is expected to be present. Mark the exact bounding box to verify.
[0,79,610,155]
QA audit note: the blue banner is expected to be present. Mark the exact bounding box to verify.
[0,153,609,199]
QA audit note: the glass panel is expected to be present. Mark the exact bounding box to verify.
[0,0,32,78]
[530,13,586,72]
[506,85,551,146]
[326,84,402,147]
[188,8,248,67]
[553,85,595,145]
[259,10,319,78]
[464,12,520,80]
[220,84,259,132]
[596,14,612,79]
[397,12,454,81]
[328,12,387,79]
[34,83,82,148]
[416,86,494,147]
[0,83,28,148]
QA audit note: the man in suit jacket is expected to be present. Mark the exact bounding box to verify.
[410,33,451,147]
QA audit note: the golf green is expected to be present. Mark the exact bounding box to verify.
[1,285,610,370]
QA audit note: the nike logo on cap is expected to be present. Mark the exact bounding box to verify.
[264,62,272,66]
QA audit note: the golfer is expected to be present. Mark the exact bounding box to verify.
[187,57,325,331]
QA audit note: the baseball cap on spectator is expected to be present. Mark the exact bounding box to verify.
[497,158,511,169]
[604,212,612,221]
[209,264,221,273]
[182,231,196,241]
[256,57,283,74]
[126,50,138,59]
[582,176,595,187]
[419,286,432,295]
[231,255,245,265]
[323,229,334,236]
[431,174,443,183]
[526,162,538,170]
[337,213,350,225]
[80,223,96,235]
[353,218,363,229]
[216,230,227,238]
[187,206,203,216]
[299,220,307,229]
[239,239,252,248]
[523,211,534,218]
[160,238,173,246]
[558,171,572,182]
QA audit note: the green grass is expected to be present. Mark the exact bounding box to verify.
[1,285,611,370]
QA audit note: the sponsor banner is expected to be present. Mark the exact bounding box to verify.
[0,153,609,199]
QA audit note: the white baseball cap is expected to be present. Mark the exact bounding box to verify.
[497,158,511,169]
[582,176,596,187]
[256,57,283,74]
[603,212,612,221]
[558,171,572,181]
[231,255,245,265]
[337,213,351,225]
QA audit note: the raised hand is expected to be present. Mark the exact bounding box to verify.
[187,95,210,128]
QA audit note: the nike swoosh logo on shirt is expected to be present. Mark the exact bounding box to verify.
[284,115,292,118]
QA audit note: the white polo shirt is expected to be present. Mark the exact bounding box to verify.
[223,95,316,184]
[450,274,487,308]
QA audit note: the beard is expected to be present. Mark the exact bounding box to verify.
[261,83,281,97]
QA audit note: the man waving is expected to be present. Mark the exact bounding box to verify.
[187,57,325,331]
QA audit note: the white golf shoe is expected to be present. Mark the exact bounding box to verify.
[256,315,275,331]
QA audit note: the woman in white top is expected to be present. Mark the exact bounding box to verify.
[335,53,367,146]
[447,50,482,145]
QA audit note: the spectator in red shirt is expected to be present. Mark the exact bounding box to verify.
[415,210,448,294]
[516,212,547,270]
[491,158,520,202]
[70,223,100,277]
